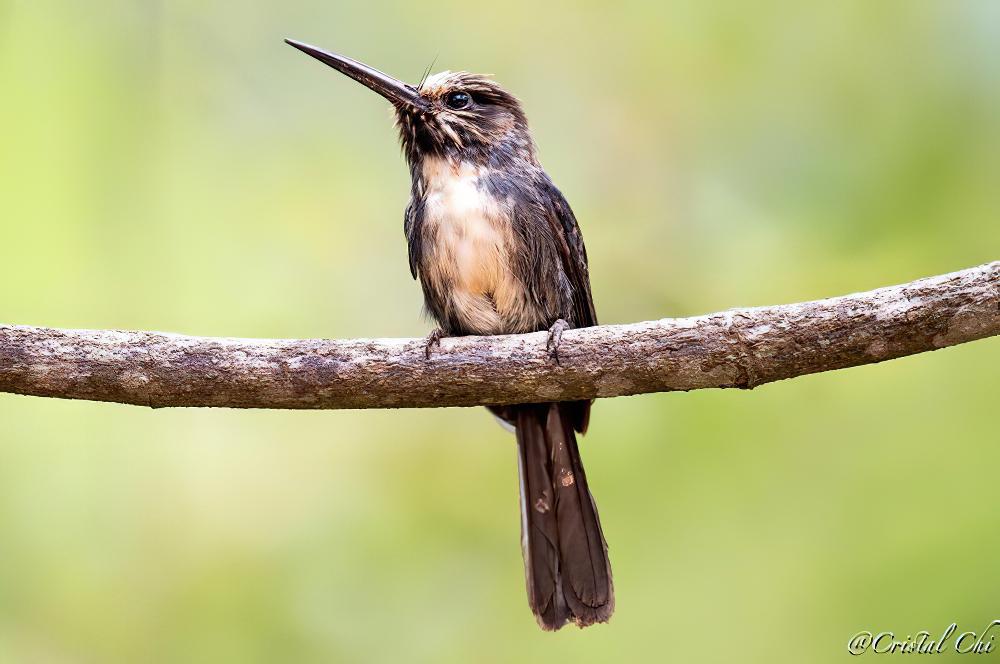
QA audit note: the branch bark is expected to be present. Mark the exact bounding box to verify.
[1,262,998,410]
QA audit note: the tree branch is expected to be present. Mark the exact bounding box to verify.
[1,262,997,410]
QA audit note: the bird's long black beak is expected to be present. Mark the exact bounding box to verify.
[285,39,428,111]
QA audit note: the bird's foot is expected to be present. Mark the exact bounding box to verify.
[546,319,571,366]
[424,328,446,360]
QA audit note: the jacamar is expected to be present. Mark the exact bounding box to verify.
[286,39,613,630]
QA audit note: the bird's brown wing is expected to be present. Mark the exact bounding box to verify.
[540,178,597,433]
[541,178,597,330]
[403,200,422,279]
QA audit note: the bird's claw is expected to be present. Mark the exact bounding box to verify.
[546,319,570,366]
[424,328,445,360]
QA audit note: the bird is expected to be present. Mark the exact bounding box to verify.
[286,39,613,631]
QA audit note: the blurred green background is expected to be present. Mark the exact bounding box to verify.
[1,1,999,662]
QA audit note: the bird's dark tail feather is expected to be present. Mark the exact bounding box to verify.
[514,402,613,630]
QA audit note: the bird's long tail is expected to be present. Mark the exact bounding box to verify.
[513,402,614,630]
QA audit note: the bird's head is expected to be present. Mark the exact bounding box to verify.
[286,39,535,167]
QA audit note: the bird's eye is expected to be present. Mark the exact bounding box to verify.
[444,91,472,110]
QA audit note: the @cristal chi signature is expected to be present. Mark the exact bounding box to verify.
[849,622,1000,655]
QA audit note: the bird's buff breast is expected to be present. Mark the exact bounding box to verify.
[418,158,535,335]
